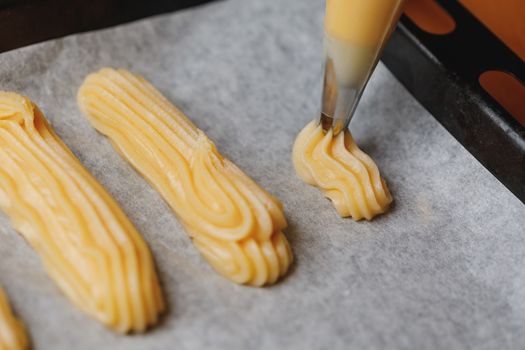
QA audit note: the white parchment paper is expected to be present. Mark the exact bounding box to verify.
[0,0,524,349]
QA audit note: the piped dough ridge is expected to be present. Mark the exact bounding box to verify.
[0,92,164,333]
[78,68,293,286]
[293,120,392,220]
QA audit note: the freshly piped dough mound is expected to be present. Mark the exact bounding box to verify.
[0,92,164,333]
[0,288,28,350]
[77,68,293,286]
[293,120,392,220]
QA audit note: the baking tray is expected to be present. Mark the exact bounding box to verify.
[1,1,524,349]
[0,0,216,53]
[2,0,523,203]
[382,0,525,203]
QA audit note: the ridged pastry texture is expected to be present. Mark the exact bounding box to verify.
[293,120,392,220]
[0,92,164,333]
[0,287,28,350]
[77,68,293,286]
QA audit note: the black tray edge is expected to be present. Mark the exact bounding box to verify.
[383,18,525,204]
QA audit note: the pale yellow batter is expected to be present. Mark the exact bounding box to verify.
[77,68,293,286]
[325,0,405,46]
[0,92,164,333]
[0,288,28,350]
[301,0,398,219]
[293,121,392,220]
[323,0,405,88]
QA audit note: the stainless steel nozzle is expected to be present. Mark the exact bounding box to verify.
[319,0,405,136]
[319,37,376,136]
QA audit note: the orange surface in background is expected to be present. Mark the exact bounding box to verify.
[459,0,525,126]
[480,71,525,127]
[404,0,525,126]
[404,0,455,35]
[459,0,525,62]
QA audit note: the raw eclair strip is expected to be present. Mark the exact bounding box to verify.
[293,121,392,220]
[78,68,293,286]
[0,287,28,350]
[0,92,164,333]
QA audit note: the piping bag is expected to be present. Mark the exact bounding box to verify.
[320,0,405,135]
